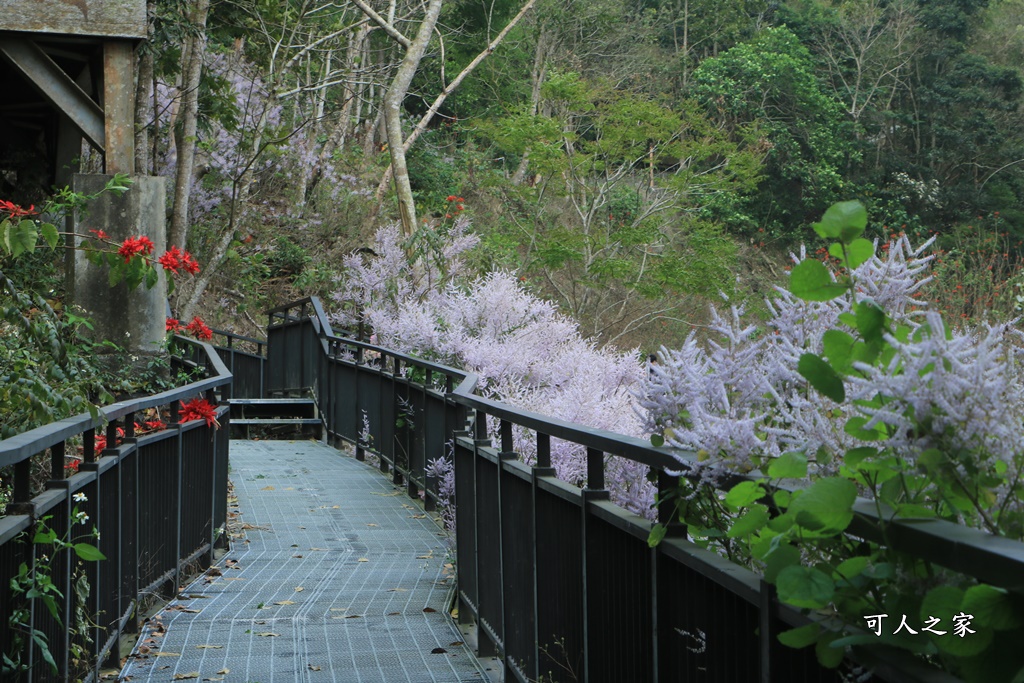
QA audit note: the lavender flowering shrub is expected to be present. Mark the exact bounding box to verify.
[642,201,1024,680]
[640,232,1024,526]
[331,222,654,516]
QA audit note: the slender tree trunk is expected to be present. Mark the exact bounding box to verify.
[513,23,547,185]
[169,0,211,251]
[382,0,444,238]
[375,0,538,198]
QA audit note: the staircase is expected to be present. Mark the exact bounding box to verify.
[227,396,323,440]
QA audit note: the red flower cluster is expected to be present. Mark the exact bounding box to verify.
[118,235,155,263]
[444,195,466,219]
[64,458,81,474]
[88,228,110,240]
[166,316,213,341]
[185,316,213,341]
[181,398,219,428]
[158,246,200,275]
[0,199,37,217]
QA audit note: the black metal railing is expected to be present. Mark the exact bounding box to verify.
[209,327,266,400]
[0,336,231,683]
[263,296,1024,683]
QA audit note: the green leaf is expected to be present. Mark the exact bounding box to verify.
[727,505,769,538]
[827,238,874,270]
[650,433,664,447]
[845,416,884,441]
[833,556,869,582]
[648,523,667,548]
[776,565,835,609]
[854,301,886,343]
[724,481,766,509]
[39,222,59,249]
[788,477,857,534]
[32,631,58,673]
[125,256,146,289]
[145,264,159,289]
[822,330,855,373]
[9,219,37,257]
[963,585,1023,631]
[33,528,57,544]
[73,543,106,561]
[812,201,867,242]
[0,217,11,254]
[798,353,845,403]
[778,623,821,649]
[816,632,845,668]
[763,543,801,583]
[790,260,848,301]
[768,452,808,479]
[844,446,878,468]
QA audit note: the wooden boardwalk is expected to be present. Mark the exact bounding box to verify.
[119,440,489,683]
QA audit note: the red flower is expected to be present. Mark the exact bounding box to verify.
[118,235,155,263]
[144,419,167,431]
[159,247,183,274]
[180,398,219,428]
[182,250,200,274]
[64,459,81,474]
[446,195,456,202]
[185,316,213,341]
[166,317,183,332]
[88,228,110,240]
[0,199,37,217]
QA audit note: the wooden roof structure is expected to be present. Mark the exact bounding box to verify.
[0,0,146,200]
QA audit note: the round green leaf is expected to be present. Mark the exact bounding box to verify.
[777,565,835,609]
[726,504,769,538]
[9,219,37,257]
[963,585,1023,631]
[768,451,808,479]
[797,353,845,403]
[790,259,848,301]
[788,477,857,534]
[855,300,886,343]
[763,543,801,583]
[778,623,820,649]
[724,480,766,509]
[812,200,867,241]
[816,632,845,669]
[822,330,855,373]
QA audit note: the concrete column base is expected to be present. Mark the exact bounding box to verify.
[66,174,168,369]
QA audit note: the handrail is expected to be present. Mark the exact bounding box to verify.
[266,296,1024,681]
[279,296,1024,594]
[0,334,232,682]
[0,336,232,467]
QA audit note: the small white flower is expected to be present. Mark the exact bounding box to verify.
[75,511,90,524]
[73,492,88,503]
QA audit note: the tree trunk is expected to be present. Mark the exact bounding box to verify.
[381,0,444,238]
[169,0,211,251]
[134,38,153,174]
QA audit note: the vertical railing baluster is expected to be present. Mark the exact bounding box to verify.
[536,433,551,469]
[586,447,605,491]
[500,420,513,455]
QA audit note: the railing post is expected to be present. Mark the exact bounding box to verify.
[759,579,780,683]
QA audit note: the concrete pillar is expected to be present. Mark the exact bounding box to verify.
[66,173,167,364]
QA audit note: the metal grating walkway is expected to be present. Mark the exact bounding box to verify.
[119,440,488,683]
